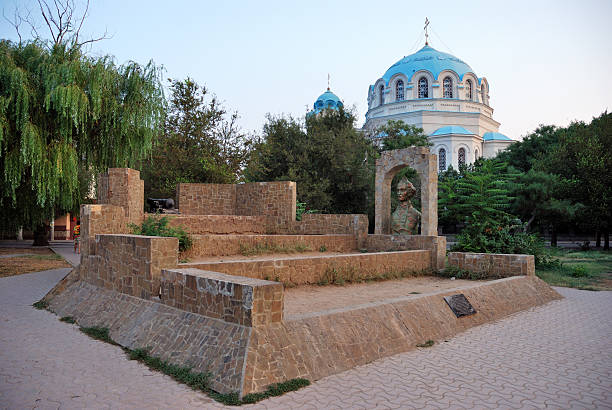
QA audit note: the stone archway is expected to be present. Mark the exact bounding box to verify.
[374,147,438,235]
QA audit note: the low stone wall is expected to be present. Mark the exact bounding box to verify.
[161,268,283,326]
[365,234,446,271]
[80,234,178,299]
[186,250,431,286]
[448,252,535,277]
[176,183,236,215]
[162,214,269,235]
[80,204,127,257]
[181,234,357,259]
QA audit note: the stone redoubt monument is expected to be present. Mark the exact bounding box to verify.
[44,148,561,398]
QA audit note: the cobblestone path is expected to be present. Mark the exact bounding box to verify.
[1,269,610,409]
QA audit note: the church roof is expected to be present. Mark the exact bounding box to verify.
[309,89,344,117]
[431,126,474,136]
[483,132,512,141]
[382,45,476,84]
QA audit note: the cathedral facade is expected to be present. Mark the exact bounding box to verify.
[362,44,514,171]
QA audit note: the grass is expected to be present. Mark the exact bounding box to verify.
[316,265,432,286]
[77,326,310,405]
[416,340,435,348]
[438,265,493,281]
[0,253,70,277]
[239,242,312,256]
[536,249,612,291]
[32,299,49,310]
[60,316,76,324]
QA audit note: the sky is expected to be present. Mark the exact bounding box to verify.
[2,0,611,140]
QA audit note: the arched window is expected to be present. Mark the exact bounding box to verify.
[481,84,486,103]
[458,148,466,167]
[379,85,385,106]
[418,77,428,98]
[443,77,453,98]
[396,80,404,101]
[474,148,479,159]
[438,148,446,171]
[466,79,473,100]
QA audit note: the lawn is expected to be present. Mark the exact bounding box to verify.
[0,248,71,277]
[536,248,612,291]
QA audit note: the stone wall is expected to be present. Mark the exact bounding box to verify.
[187,250,431,286]
[97,168,144,226]
[80,234,178,299]
[181,234,357,259]
[161,268,283,326]
[176,181,296,222]
[175,184,236,215]
[80,204,127,257]
[163,214,270,235]
[448,252,535,277]
[365,234,446,271]
[236,181,296,222]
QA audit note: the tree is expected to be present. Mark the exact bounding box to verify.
[375,120,431,151]
[0,40,165,244]
[245,108,376,215]
[140,78,251,200]
[496,125,559,172]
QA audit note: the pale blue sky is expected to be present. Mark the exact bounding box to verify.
[2,0,611,140]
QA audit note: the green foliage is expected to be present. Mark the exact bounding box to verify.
[240,379,311,404]
[375,120,432,151]
[452,217,551,266]
[238,242,311,256]
[245,108,376,215]
[416,340,435,348]
[80,326,117,345]
[0,40,165,232]
[497,125,560,172]
[536,249,611,290]
[140,78,251,199]
[438,265,491,280]
[317,265,431,286]
[59,316,76,323]
[295,201,320,221]
[131,215,192,252]
[32,299,49,310]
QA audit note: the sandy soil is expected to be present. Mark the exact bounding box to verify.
[0,254,71,277]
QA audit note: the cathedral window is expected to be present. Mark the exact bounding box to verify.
[379,85,384,106]
[466,79,473,100]
[418,77,428,98]
[458,148,466,167]
[443,77,453,98]
[438,148,446,171]
[475,148,479,159]
[396,80,404,101]
[481,85,486,103]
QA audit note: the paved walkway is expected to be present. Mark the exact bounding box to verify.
[0,269,610,409]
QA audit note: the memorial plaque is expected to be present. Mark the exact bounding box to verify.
[444,294,476,318]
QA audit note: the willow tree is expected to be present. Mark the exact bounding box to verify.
[0,40,165,243]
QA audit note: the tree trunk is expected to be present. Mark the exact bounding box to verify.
[596,230,601,248]
[550,225,558,247]
[32,224,49,246]
[524,212,536,233]
[604,230,610,251]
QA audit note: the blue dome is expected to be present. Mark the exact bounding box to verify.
[382,45,476,84]
[310,89,343,115]
[483,132,512,141]
[431,126,474,136]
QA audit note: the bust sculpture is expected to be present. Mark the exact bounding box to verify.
[391,178,421,235]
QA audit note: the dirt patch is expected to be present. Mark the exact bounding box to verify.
[284,276,485,318]
[0,255,71,277]
[0,247,54,256]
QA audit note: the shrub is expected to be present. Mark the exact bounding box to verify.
[452,217,553,266]
[130,215,192,252]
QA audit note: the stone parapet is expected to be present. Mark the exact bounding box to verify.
[185,250,431,286]
[161,268,283,327]
[181,234,357,259]
[80,204,127,257]
[176,183,236,215]
[162,214,270,235]
[97,168,144,226]
[448,252,535,277]
[365,234,446,271]
[80,234,178,299]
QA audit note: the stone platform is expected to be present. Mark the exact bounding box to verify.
[46,273,561,397]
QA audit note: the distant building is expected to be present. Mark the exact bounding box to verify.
[362,43,514,170]
[307,88,344,117]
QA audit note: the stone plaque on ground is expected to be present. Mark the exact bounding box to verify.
[444,294,476,318]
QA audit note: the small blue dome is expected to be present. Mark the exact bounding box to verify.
[483,132,512,141]
[310,88,343,115]
[382,45,476,84]
[431,126,474,136]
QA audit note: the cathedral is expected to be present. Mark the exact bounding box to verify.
[309,39,514,172]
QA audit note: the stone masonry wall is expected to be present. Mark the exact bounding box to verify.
[176,184,236,215]
[80,234,178,299]
[161,268,283,327]
[162,214,269,235]
[365,234,446,271]
[187,250,431,286]
[448,252,535,277]
[97,168,144,226]
[235,181,296,222]
[181,234,357,259]
[80,204,127,257]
